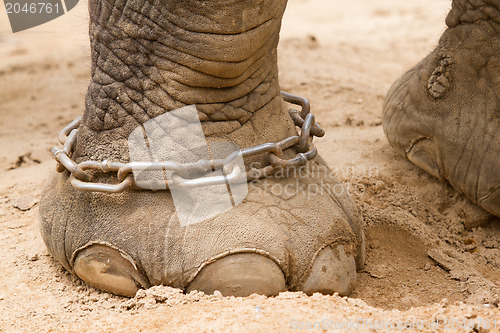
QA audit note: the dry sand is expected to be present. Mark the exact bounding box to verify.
[0,0,499,331]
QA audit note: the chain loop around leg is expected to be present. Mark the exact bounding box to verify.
[51,92,325,193]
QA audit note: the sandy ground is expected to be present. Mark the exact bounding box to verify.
[0,0,499,332]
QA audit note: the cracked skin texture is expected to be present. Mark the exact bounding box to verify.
[383,0,500,216]
[39,0,365,296]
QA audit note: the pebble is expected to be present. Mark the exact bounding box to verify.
[12,196,38,211]
[213,290,223,300]
[135,289,147,299]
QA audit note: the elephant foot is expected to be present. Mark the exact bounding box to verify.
[40,156,365,297]
[39,0,365,297]
[382,1,500,217]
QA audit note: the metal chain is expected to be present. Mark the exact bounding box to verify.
[52,91,325,193]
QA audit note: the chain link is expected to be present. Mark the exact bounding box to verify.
[52,92,325,193]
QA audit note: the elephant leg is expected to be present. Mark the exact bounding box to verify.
[383,0,500,217]
[40,0,365,297]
